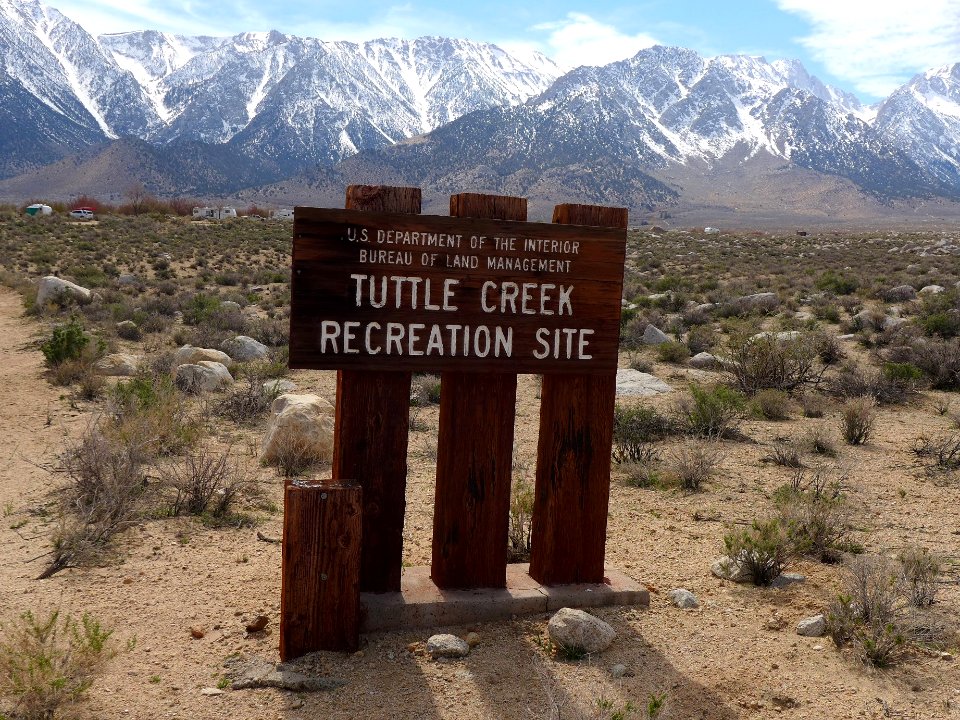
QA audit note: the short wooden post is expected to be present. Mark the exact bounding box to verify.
[529,203,628,585]
[430,193,526,589]
[280,479,362,659]
[332,185,420,593]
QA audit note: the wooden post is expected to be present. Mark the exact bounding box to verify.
[332,185,420,593]
[280,479,361,659]
[430,193,526,589]
[529,203,628,585]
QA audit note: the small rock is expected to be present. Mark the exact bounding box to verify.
[36,276,92,308]
[615,369,672,397]
[263,379,296,395]
[711,556,753,583]
[115,320,141,339]
[668,588,699,609]
[221,300,242,312]
[190,625,206,639]
[464,631,481,648]
[95,353,139,377]
[770,573,806,589]
[426,634,470,659]
[610,664,629,679]
[940,652,954,661]
[200,687,224,696]
[883,284,917,302]
[175,361,234,392]
[641,324,671,345]
[246,615,269,633]
[919,284,945,295]
[689,351,718,369]
[117,273,139,286]
[173,344,233,368]
[221,335,269,362]
[796,615,826,637]
[547,607,616,654]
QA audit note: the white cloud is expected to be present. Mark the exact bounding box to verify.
[776,0,960,97]
[531,12,659,70]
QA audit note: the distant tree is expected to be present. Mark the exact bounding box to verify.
[124,182,150,215]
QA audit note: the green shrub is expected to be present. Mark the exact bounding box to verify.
[40,318,88,367]
[881,362,923,384]
[613,405,674,462]
[898,546,940,607]
[916,290,960,338]
[816,271,859,295]
[507,478,534,562]
[723,518,793,586]
[656,341,689,364]
[676,384,745,438]
[180,293,221,325]
[0,610,115,720]
[750,389,791,420]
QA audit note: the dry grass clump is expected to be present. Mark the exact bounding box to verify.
[507,477,534,562]
[40,427,148,579]
[839,397,876,445]
[911,432,960,475]
[898,546,940,607]
[675,383,744,439]
[160,445,256,523]
[749,389,791,420]
[762,439,804,468]
[0,610,115,720]
[668,442,721,491]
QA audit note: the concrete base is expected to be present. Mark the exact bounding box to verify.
[360,564,649,632]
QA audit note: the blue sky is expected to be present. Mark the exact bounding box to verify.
[53,0,960,102]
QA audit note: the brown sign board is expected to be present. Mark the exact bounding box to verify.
[289,206,627,374]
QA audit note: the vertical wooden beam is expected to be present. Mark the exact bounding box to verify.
[333,185,420,593]
[529,203,628,585]
[280,480,361,659]
[430,193,526,589]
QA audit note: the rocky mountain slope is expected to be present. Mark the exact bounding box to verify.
[1,0,959,223]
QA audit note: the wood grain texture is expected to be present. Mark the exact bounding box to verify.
[529,203,628,586]
[331,185,418,593]
[430,193,525,589]
[280,480,361,659]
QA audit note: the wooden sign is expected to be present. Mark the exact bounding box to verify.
[290,207,627,374]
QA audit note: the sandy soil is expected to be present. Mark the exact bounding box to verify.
[1,284,959,720]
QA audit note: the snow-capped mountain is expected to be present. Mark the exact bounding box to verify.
[874,63,960,187]
[0,0,560,177]
[1,0,959,217]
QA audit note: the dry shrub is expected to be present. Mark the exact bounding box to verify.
[805,426,837,457]
[670,442,721,490]
[898,546,940,607]
[270,434,324,478]
[722,518,793,586]
[827,555,909,667]
[216,375,277,424]
[161,446,255,521]
[799,392,827,418]
[911,432,960,474]
[775,466,852,562]
[839,396,876,445]
[762,439,804,468]
[750,389,791,420]
[106,373,203,457]
[726,332,822,393]
[40,428,148,578]
[0,610,115,720]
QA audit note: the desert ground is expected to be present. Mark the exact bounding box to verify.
[0,211,959,720]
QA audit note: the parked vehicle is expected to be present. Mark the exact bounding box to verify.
[69,207,95,220]
[192,206,238,220]
[273,208,294,220]
[25,203,52,216]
